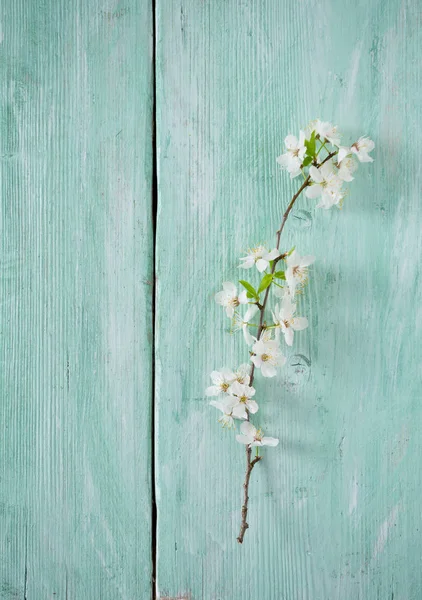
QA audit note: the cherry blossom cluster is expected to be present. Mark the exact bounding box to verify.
[205,119,374,541]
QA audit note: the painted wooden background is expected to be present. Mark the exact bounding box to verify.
[1,0,422,599]
[0,0,153,597]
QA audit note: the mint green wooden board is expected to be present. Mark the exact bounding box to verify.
[0,1,153,597]
[155,1,422,599]
[1,0,422,598]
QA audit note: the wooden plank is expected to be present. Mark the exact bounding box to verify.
[155,1,422,598]
[0,1,153,597]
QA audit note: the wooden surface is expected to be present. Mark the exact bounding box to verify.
[0,1,153,598]
[1,0,422,598]
[155,1,422,599]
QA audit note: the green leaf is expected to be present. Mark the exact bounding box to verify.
[305,131,316,157]
[287,245,295,256]
[239,280,257,299]
[302,156,313,167]
[273,271,286,280]
[257,273,273,294]
[246,291,255,299]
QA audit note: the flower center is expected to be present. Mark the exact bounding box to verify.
[221,383,229,392]
[239,395,248,403]
[261,353,270,362]
[293,266,306,280]
[230,297,240,307]
[255,429,263,441]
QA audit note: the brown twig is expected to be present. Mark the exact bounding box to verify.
[236,447,262,543]
[236,149,337,544]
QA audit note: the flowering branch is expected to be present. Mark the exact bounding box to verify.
[206,120,374,543]
[236,148,338,543]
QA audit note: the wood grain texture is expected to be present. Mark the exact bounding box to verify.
[0,1,153,597]
[155,1,422,598]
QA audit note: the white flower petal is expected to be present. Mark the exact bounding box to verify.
[284,327,294,346]
[265,248,280,261]
[305,184,322,199]
[262,436,279,447]
[244,304,259,322]
[209,399,224,412]
[240,421,256,437]
[238,290,248,304]
[309,165,323,183]
[236,435,251,445]
[284,134,298,149]
[256,258,268,272]
[292,316,308,331]
[261,363,277,377]
[242,325,255,346]
[226,306,235,318]
[232,404,248,420]
[222,281,236,293]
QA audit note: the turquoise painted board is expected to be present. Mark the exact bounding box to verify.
[155,1,422,599]
[0,1,153,598]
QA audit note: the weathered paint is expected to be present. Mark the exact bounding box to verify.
[0,1,153,598]
[155,1,422,599]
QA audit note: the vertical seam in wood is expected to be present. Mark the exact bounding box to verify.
[151,0,158,597]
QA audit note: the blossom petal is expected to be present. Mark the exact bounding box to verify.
[309,165,323,183]
[299,255,315,267]
[214,291,227,305]
[244,304,259,322]
[209,399,224,412]
[232,404,248,420]
[220,368,236,381]
[225,306,234,318]
[236,435,251,445]
[284,134,298,149]
[284,327,294,346]
[238,290,248,304]
[256,258,268,272]
[247,400,259,414]
[222,281,236,293]
[337,146,350,164]
[265,248,280,261]
[262,436,279,447]
[242,325,255,346]
[292,316,308,331]
[261,363,277,377]
[240,421,256,437]
[239,258,254,269]
[305,184,322,199]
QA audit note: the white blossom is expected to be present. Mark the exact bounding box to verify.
[315,120,341,146]
[233,304,259,346]
[251,334,286,378]
[205,368,236,397]
[239,245,279,273]
[285,250,315,297]
[351,136,375,163]
[276,131,306,178]
[215,282,248,318]
[337,154,358,182]
[229,381,258,415]
[236,421,279,447]
[272,295,308,346]
[209,397,245,428]
[305,163,344,209]
[234,363,251,385]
